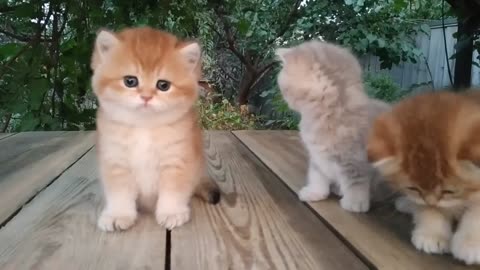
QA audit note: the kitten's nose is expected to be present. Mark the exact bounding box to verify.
[141,95,153,102]
[424,195,437,205]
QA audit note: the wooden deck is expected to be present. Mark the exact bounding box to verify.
[0,131,476,270]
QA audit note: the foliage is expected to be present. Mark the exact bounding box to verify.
[364,72,411,102]
[0,0,446,131]
[259,86,299,130]
[197,93,258,130]
[339,0,445,69]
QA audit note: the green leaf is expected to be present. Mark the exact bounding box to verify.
[30,78,49,110]
[0,43,22,60]
[13,3,36,18]
[237,19,250,35]
[420,24,430,34]
[366,34,376,43]
[19,113,40,131]
[377,38,386,48]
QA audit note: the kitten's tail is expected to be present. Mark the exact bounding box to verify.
[194,176,221,205]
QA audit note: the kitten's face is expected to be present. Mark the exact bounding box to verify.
[375,159,480,208]
[91,27,201,123]
[367,92,480,209]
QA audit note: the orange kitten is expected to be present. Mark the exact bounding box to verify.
[367,91,480,264]
[91,27,220,231]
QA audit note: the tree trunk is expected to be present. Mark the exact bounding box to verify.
[453,19,473,90]
[237,70,256,105]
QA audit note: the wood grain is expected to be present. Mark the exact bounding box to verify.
[0,131,95,224]
[233,130,475,270]
[170,132,368,270]
[0,133,15,140]
[0,149,166,270]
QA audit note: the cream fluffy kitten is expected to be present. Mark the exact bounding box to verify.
[275,40,390,212]
[91,27,220,231]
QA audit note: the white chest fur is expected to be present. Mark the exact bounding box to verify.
[128,129,159,196]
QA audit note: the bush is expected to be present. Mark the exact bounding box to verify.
[364,72,410,102]
[258,87,299,130]
[197,93,258,130]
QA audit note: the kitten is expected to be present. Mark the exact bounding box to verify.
[367,91,480,265]
[91,27,220,231]
[275,40,390,212]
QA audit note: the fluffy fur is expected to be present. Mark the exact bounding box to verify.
[367,90,480,264]
[91,27,220,231]
[275,40,390,212]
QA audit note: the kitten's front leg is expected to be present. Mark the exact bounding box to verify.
[156,166,196,230]
[339,178,371,212]
[337,164,371,212]
[411,206,451,254]
[298,160,332,202]
[98,166,138,232]
[451,205,480,265]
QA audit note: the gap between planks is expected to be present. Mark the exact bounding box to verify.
[170,132,368,270]
[0,133,17,141]
[233,130,475,270]
[0,131,96,226]
[230,131,377,270]
[0,145,94,228]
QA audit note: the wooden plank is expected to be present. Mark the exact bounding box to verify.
[0,149,167,269]
[0,133,15,140]
[170,132,368,270]
[0,131,95,225]
[233,130,475,270]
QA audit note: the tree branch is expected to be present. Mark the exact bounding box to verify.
[212,7,255,72]
[266,0,303,45]
[250,62,276,90]
[0,28,52,42]
[0,6,53,77]
[1,113,12,132]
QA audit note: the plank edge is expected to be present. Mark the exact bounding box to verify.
[0,145,95,228]
[231,131,377,270]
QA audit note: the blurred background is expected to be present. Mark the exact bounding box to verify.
[0,0,479,132]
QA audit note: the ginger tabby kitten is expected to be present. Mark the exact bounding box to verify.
[367,91,480,265]
[91,27,220,231]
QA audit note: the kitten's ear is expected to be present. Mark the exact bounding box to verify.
[179,42,202,72]
[91,29,119,70]
[457,160,480,181]
[275,48,293,64]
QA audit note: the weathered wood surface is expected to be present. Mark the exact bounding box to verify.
[233,130,474,270]
[0,131,95,225]
[170,132,368,270]
[0,133,15,140]
[0,149,166,270]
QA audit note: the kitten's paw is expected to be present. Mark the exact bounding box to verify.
[298,185,329,202]
[156,207,191,230]
[412,228,450,254]
[451,230,480,265]
[97,211,137,232]
[340,194,370,212]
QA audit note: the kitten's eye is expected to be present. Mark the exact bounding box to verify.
[441,190,455,195]
[156,80,171,92]
[123,76,138,88]
[406,186,420,193]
